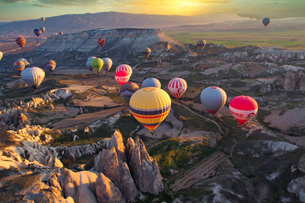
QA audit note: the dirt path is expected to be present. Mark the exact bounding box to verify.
[52,106,127,129]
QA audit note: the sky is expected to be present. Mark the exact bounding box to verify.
[0,0,304,22]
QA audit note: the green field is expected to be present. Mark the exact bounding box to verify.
[165,30,305,50]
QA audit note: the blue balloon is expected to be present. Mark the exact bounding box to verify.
[262,18,270,27]
[142,77,161,89]
[34,29,42,37]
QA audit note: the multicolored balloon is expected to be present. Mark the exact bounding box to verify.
[34,29,42,38]
[59,32,63,35]
[115,70,130,85]
[91,58,104,73]
[200,86,227,114]
[97,38,105,48]
[229,96,258,126]
[102,58,112,72]
[16,58,30,67]
[16,37,26,48]
[21,67,45,89]
[45,60,56,72]
[116,64,132,76]
[120,82,139,101]
[197,40,206,50]
[41,17,45,23]
[14,61,25,73]
[168,78,187,99]
[142,47,151,59]
[86,56,96,72]
[130,87,171,133]
[262,18,270,27]
[142,77,161,88]
[40,27,46,33]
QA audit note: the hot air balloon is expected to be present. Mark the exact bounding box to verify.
[168,78,187,99]
[14,61,25,74]
[116,64,132,76]
[102,58,112,72]
[34,29,42,38]
[16,58,30,67]
[97,38,105,48]
[45,60,56,72]
[86,56,96,72]
[130,87,171,133]
[41,17,45,23]
[115,70,130,85]
[142,47,151,59]
[16,37,26,48]
[200,86,227,114]
[262,18,270,27]
[21,67,45,89]
[40,27,46,33]
[120,82,139,101]
[91,58,104,73]
[59,32,63,35]
[0,51,3,61]
[142,77,161,88]
[229,96,258,126]
[197,40,206,50]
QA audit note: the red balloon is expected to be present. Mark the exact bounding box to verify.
[116,64,132,76]
[115,70,130,85]
[229,96,258,126]
[97,38,105,47]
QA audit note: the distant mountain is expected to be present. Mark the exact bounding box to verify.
[0,12,248,37]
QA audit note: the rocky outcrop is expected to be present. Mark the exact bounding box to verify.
[299,75,305,92]
[94,147,138,201]
[126,137,164,195]
[287,176,305,202]
[109,130,126,162]
[95,173,125,203]
[284,72,296,91]
[0,108,30,131]
[260,82,272,93]
[298,154,305,173]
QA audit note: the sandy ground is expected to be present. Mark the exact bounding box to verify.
[62,84,93,94]
[264,108,305,131]
[200,64,231,75]
[30,104,80,124]
[73,96,117,108]
[51,106,127,129]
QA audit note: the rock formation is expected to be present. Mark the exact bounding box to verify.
[299,75,305,92]
[126,137,164,195]
[284,72,296,91]
[287,176,305,202]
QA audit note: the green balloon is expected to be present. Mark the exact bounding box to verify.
[91,58,104,73]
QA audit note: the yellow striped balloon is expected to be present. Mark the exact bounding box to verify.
[129,87,171,133]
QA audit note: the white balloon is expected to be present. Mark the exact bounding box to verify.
[21,67,45,89]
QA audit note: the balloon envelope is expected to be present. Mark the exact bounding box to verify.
[14,61,25,73]
[40,27,46,33]
[229,96,258,125]
[91,58,104,73]
[97,38,105,47]
[0,51,3,61]
[120,82,139,101]
[16,37,26,48]
[17,58,30,67]
[34,29,42,37]
[116,64,132,76]
[262,18,270,27]
[142,77,161,88]
[102,58,113,72]
[41,17,45,22]
[197,40,206,50]
[45,60,56,72]
[59,32,63,35]
[21,67,45,89]
[168,78,187,99]
[129,87,171,133]
[200,86,227,114]
[115,70,130,85]
[142,47,151,59]
[86,56,96,72]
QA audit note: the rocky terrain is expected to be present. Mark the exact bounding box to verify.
[1,28,305,202]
